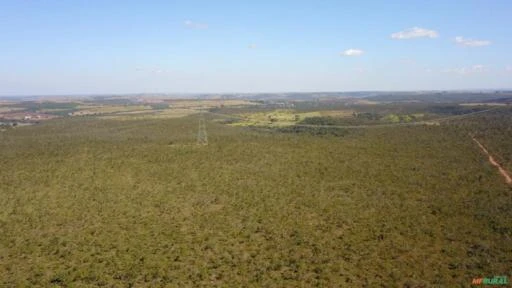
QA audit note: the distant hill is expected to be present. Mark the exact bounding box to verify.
[365,92,512,103]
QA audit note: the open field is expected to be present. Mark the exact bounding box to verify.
[1,101,511,286]
[0,107,25,113]
[99,108,200,121]
[72,105,154,116]
[227,109,357,127]
[0,99,261,125]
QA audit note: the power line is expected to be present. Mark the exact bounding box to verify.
[197,110,208,145]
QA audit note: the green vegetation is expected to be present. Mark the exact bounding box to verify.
[28,101,79,110]
[449,106,512,172]
[227,109,323,127]
[150,103,170,110]
[13,101,80,114]
[425,105,488,116]
[0,102,511,286]
[276,125,352,137]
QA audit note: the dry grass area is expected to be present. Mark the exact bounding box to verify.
[353,99,380,105]
[318,110,355,117]
[0,107,25,113]
[100,108,199,120]
[72,105,153,116]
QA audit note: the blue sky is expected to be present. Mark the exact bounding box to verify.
[0,0,511,95]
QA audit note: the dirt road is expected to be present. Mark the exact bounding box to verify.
[471,135,512,185]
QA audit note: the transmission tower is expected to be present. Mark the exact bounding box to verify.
[197,110,208,145]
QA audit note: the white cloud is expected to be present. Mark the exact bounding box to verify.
[443,65,487,75]
[342,49,364,56]
[391,27,439,39]
[248,44,257,49]
[454,36,491,47]
[184,20,208,29]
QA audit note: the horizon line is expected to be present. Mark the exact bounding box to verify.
[1,89,512,98]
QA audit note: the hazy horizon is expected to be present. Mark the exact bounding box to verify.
[3,88,512,99]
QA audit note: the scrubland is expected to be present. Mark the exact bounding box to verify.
[1,106,511,287]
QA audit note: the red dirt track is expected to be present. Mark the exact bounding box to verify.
[471,135,512,185]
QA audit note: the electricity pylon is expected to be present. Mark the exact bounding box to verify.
[197,110,208,145]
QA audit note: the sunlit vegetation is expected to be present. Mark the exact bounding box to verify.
[228,109,323,127]
[0,102,511,286]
